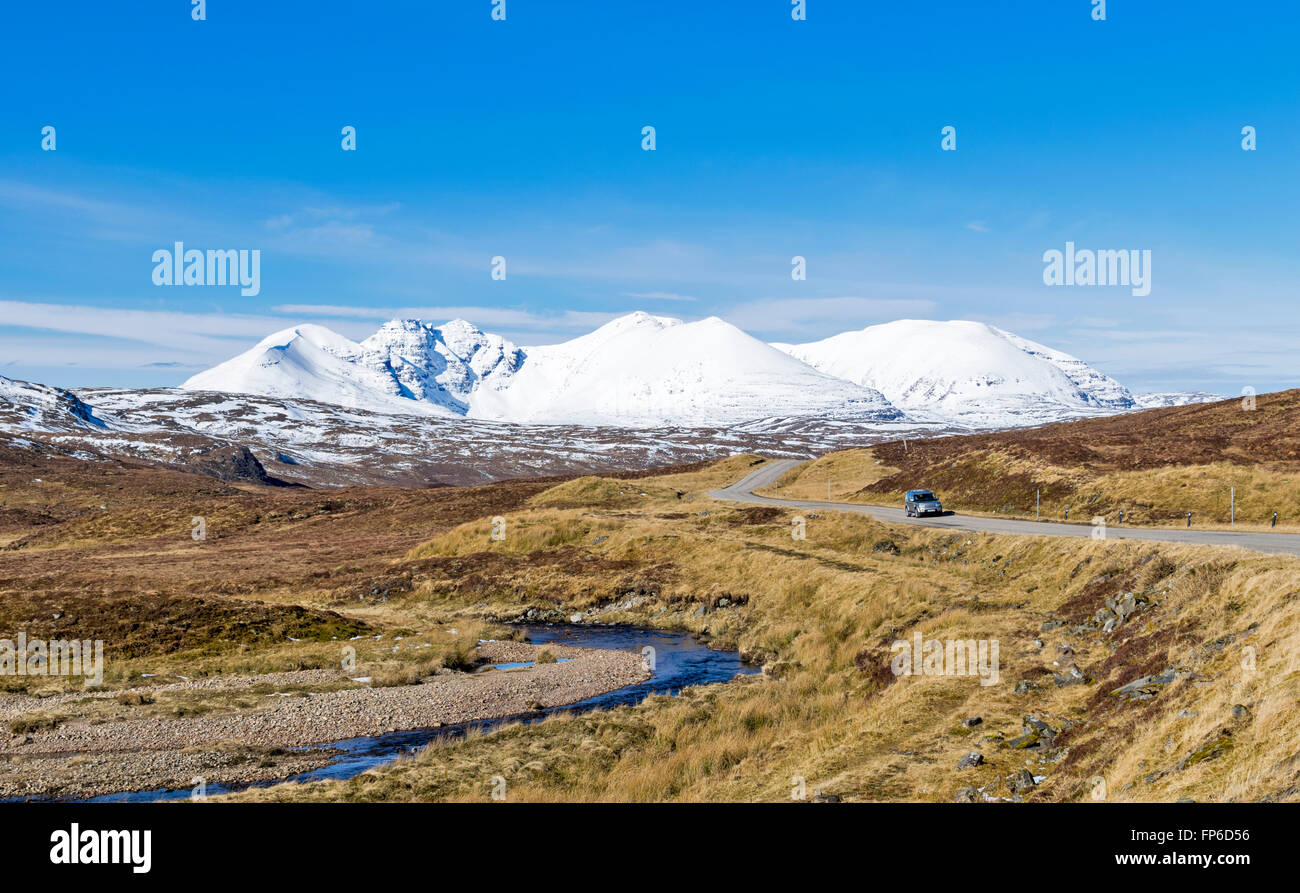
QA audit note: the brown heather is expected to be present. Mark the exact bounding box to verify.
[3,406,1297,803]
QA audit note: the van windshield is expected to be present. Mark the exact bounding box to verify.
[912,492,935,501]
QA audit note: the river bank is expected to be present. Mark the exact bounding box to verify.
[0,638,648,800]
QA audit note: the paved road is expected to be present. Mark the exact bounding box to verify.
[710,459,1300,558]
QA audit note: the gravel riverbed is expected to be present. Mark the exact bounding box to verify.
[0,640,648,800]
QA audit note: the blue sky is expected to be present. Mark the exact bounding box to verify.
[1,0,1296,394]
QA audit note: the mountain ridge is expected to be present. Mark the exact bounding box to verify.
[181,311,1199,429]
[775,318,1137,427]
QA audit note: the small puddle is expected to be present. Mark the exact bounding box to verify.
[84,623,757,802]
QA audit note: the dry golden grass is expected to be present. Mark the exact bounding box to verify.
[529,454,770,510]
[233,459,1300,803]
[763,448,1300,532]
[12,436,1294,803]
[754,448,898,501]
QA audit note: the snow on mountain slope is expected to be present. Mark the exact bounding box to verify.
[358,318,523,412]
[183,313,1152,428]
[995,328,1134,410]
[183,319,523,416]
[469,312,903,426]
[0,374,107,431]
[0,381,948,487]
[1134,392,1227,409]
[775,319,1136,426]
[182,323,439,414]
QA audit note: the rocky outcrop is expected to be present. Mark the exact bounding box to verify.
[182,444,298,486]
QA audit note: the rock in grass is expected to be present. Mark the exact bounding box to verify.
[1008,769,1036,794]
[1110,668,1176,701]
[957,752,984,770]
[1177,734,1233,770]
[1053,666,1090,687]
[1007,732,1040,749]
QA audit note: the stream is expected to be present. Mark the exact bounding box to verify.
[86,623,757,802]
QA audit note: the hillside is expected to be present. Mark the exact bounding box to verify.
[226,456,1300,803]
[1,380,948,489]
[4,433,1297,803]
[763,390,1300,530]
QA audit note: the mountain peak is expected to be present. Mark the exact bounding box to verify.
[257,322,355,353]
[182,313,1157,429]
[440,317,481,332]
[468,310,901,426]
[778,319,1134,425]
[371,318,429,333]
[600,311,683,331]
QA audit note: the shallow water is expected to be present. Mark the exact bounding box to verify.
[84,623,756,802]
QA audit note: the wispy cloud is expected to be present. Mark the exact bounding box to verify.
[0,300,361,372]
[264,204,403,230]
[0,300,289,351]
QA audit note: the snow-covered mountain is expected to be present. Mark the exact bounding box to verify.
[183,312,902,427]
[182,319,523,416]
[774,320,1136,426]
[0,316,1251,488]
[469,312,901,426]
[179,312,1223,430]
[1134,392,1227,409]
[358,318,523,412]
